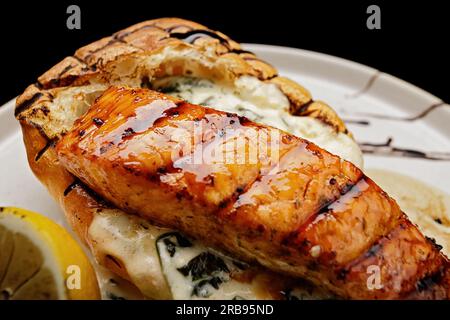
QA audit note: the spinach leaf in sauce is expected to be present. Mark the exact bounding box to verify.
[177,252,231,298]
[157,232,192,257]
[177,252,229,281]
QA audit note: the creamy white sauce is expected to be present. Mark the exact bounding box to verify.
[89,210,328,300]
[88,209,171,300]
[94,264,145,300]
[156,234,255,300]
[89,212,261,300]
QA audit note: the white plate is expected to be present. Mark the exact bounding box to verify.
[1,44,449,232]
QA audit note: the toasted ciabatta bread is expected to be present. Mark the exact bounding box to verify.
[16,18,447,299]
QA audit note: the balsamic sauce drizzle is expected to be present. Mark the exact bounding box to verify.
[170,30,229,46]
[114,24,174,41]
[169,29,255,56]
[342,119,370,126]
[164,24,195,33]
[346,70,381,99]
[358,137,450,161]
[352,102,448,122]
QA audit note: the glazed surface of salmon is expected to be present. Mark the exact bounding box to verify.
[56,86,450,299]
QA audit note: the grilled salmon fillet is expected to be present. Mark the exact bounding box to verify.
[56,86,450,299]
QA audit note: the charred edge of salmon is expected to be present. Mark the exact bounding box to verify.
[274,171,449,298]
[335,217,449,299]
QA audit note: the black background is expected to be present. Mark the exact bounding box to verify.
[1,300,449,318]
[1,0,448,104]
[0,1,449,310]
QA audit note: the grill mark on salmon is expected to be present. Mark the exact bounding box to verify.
[337,218,448,299]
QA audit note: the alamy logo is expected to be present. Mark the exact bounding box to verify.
[366,5,381,30]
[366,265,384,290]
[66,5,81,30]
[66,265,81,290]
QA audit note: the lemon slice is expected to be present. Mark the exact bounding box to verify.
[0,207,100,300]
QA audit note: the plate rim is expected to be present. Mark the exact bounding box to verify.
[243,43,447,105]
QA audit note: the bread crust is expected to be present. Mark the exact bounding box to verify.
[16,18,353,298]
